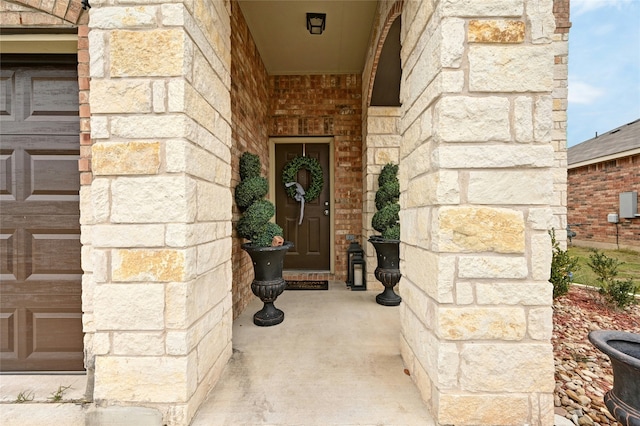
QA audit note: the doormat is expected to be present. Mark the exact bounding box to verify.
[285,280,328,291]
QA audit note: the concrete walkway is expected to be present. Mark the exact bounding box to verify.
[191,281,435,425]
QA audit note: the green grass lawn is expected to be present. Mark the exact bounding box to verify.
[568,246,640,287]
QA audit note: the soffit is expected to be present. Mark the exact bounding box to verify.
[237,0,378,75]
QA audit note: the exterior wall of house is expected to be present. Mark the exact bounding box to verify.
[395,0,558,423]
[83,1,233,424]
[229,0,270,318]
[568,154,640,249]
[268,74,363,282]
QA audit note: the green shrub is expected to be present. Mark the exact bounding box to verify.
[588,248,638,309]
[234,152,283,247]
[549,228,578,299]
[372,163,400,240]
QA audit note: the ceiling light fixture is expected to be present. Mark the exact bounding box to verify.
[306,13,326,35]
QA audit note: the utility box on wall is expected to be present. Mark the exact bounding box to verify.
[620,191,638,218]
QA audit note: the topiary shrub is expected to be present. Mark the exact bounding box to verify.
[549,228,579,299]
[372,163,400,240]
[235,152,283,247]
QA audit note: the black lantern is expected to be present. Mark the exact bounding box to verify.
[306,13,326,35]
[346,241,363,287]
[350,251,366,291]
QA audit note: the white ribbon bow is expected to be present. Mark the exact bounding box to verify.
[285,182,305,225]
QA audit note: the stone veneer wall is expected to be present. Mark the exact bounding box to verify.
[568,154,640,249]
[229,0,270,318]
[84,1,233,424]
[268,74,363,281]
[396,0,558,424]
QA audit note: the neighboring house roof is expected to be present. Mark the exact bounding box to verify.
[568,118,640,168]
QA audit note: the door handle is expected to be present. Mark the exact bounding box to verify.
[324,209,329,216]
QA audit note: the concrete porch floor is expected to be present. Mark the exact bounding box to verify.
[191,281,435,425]
[0,281,435,425]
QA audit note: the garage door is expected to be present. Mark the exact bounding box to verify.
[0,56,84,371]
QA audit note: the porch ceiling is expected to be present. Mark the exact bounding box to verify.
[237,0,378,75]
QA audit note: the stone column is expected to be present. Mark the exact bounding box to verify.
[399,0,556,424]
[84,2,232,424]
[363,106,401,290]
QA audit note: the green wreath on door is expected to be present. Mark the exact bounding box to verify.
[282,156,324,202]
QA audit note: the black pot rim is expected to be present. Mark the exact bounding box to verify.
[368,235,400,243]
[588,330,640,368]
[242,241,293,252]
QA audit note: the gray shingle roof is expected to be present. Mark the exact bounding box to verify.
[568,118,640,166]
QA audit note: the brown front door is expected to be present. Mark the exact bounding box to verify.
[0,57,84,371]
[275,143,331,270]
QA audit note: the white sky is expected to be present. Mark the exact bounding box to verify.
[567,0,640,146]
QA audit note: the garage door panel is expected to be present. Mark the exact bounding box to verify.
[0,150,15,199]
[0,231,17,280]
[28,231,82,278]
[0,309,17,355]
[26,151,80,199]
[0,61,83,371]
[0,69,15,119]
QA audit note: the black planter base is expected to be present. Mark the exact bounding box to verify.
[376,288,401,306]
[253,303,284,327]
[605,391,640,426]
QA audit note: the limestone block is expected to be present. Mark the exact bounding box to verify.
[196,182,232,222]
[90,115,109,139]
[476,281,552,305]
[94,284,164,330]
[400,208,431,247]
[88,30,105,78]
[531,232,552,280]
[460,343,555,392]
[441,18,465,68]
[468,20,525,43]
[456,282,475,304]
[166,223,217,247]
[514,96,533,142]
[193,52,231,119]
[94,355,194,402]
[112,249,186,282]
[437,96,510,142]
[197,317,230,382]
[91,249,108,283]
[92,332,111,355]
[468,170,553,204]
[440,0,524,17]
[161,3,185,26]
[92,141,160,175]
[91,80,152,114]
[535,95,554,142]
[82,272,96,310]
[436,206,524,253]
[528,207,554,230]
[459,256,528,279]
[90,177,111,223]
[196,238,232,274]
[441,70,464,93]
[404,247,455,303]
[438,394,530,425]
[111,114,187,139]
[113,332,164,355]
[436,144,554,169]
[111,175,197,223]
[469,45,554,92]
[153,81,166,112]
[374,147,399,165]
[400,0,434,68]
[406,172,460,208]
[166,331,188,355]
[367,134,401,148]
[110,29,184,77]
[89,7,157,29]
[92,224,164,248]
[527,0,555,43]
[438,306,526,340]
[528,307,553,340]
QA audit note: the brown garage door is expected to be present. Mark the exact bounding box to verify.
[0,56,84,371]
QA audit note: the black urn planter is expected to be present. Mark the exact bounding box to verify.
[242,241,293,327]
[588,330,640,426]
[368,236,402,306]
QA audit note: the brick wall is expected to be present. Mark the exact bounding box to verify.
[568,155,640,249]
[230,1,270,318]
[268,74,363,282]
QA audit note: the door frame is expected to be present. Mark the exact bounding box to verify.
[269,137,335,273]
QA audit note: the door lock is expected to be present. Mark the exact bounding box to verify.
[324,209,329,216]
